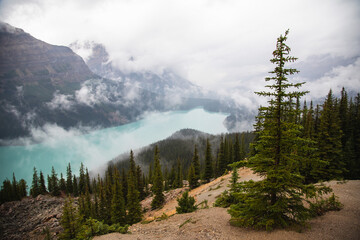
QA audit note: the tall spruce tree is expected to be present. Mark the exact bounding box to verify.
[192,145,201,187]
[111,168,126,225]
[174,158,183,188]
[233,134,241,163]
[204,139,213,182]
[18,179,27,199]
[79,163,86,195]
[187,164,197,189]
[216,137,226,177]
[352,94,360,178]
[60,173,66,193]
[60,197,82,239]
[229,30,324,230]
[50,167,60,196]
[30,167,40,198]
[151,146,165,209]
[126,170,142,224]
[72,175,78,197]
[136,165,145,199]
[66,163,73,194]
[11,173,19,200]
[39,171,47,194]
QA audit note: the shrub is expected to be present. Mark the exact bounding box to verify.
[176,191,197,214]
[310,193,343,217]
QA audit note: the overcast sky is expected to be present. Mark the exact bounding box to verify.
[1,0,359,107]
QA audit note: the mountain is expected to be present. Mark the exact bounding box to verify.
[0,22,252,141]
[0,22,161,140]
[109,129,254,177]
[69,41,204,97]
[70,41,255,131]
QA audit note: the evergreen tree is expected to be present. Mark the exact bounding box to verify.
[173,158,183,188]
[304,101,315,139]
[47,175,53,194]
[92,190,99,220]
[188,164,197,189]
[60,173,66,193]
[204,139,213,182]
[136,165,145,199]
[176,191,197,214]
[39,171,47,194]
[72,175,78,197]
[230,167,239,192]
[0,179,12,203]
[217,137,226,177]
[339,87,350,148]
[121,168,128,203]
[129,150,137,179]
[148,163,153,185]
[352,94,360,178]
[85,168,91,194]
[50,167,60,196]
[240,134,246,160]
[83,186,92,219]
[111,168,126,225]
[98,179,108,223]
[60,197,82,239]
[17,179,27,199]
[30,167,40,198]
[66,163,73,194]
[79,163,86,195]
[126,170,142,224]
[151,146,165,209]
[233,134,241,163]
[164,167,170,191]
[105,168,114,223]
[192,145,201,187]
[316,90,346,180]
[229,30,324,230]
[11,173,19,200]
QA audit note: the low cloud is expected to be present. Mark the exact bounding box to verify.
[46,91,74,110]
[1,0,358,99]
[302,57,360,101]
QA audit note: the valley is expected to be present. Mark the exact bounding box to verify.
[0,1,359,239]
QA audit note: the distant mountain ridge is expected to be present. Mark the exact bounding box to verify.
[69,41,204,97]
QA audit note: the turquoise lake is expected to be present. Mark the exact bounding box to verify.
[0,108,228,186]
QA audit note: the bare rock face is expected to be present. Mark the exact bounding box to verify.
[0,22,95,87]
[0,195,65,240]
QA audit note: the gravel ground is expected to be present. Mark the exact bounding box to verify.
[94,171,360,240]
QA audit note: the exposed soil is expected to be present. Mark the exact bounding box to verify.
[94,169,360,240]
[0,194,64,240]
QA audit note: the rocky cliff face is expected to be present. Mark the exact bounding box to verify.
[0,22,95,87]
[0,195,64,240]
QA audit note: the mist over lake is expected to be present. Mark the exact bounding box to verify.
[0,108,228,185]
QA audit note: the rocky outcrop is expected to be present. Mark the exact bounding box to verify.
[0,195,64,240]
[0,22,95,87]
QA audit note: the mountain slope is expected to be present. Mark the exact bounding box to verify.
[0,23,162,140]
[94,177,360,240]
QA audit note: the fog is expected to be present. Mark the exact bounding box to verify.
[0,0,359,109]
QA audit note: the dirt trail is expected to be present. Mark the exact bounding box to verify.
[94,172,360,240]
